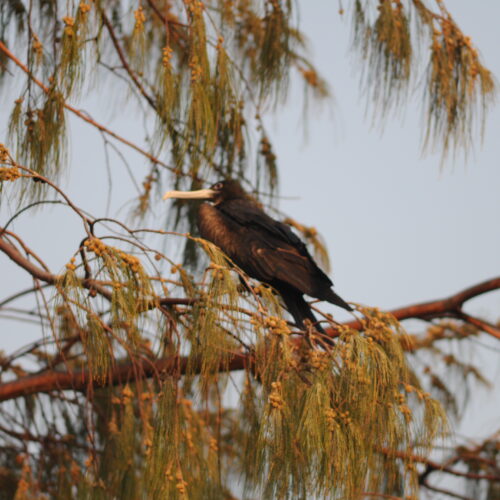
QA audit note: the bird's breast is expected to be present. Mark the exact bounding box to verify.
[198,203,242,258]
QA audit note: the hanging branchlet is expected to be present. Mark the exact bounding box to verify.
[60,15,80,93]
[407,319,490,418]
[130,4,147,70]
[138,382,229,498]
[76,2,93,44]
[353,0,412,114]
[135,168,160,217]
[352,0,495,160]
[156,44,180,127]
[83,237,156,329]
[186,239,241,383]
[8,89,66,201]
[257,134,278,191]
[0,143,21,183]
[297,63,329,99]
[238,306,447,499]
[422,7,495,156]
[257,0,292,99]
[53,269,112,380]
[216,101,247,174]
[31,33,44,67]
[59,2,93,96]
[84,312,112,381]
[185,2,218,154]
[50,229,179,383]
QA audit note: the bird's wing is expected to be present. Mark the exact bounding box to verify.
[218,201,334,297]
[218,200,307,251]
[254,245,329,297]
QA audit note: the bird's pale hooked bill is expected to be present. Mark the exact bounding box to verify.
[163,188,215,200]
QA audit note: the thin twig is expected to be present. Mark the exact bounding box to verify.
[422,480,473,500]
[100,9,157,110]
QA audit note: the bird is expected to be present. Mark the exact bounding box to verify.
[163,180,352,333]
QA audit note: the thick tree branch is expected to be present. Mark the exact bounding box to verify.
[0,353,248,402]
[0,237,55,284]
[335,277,500,340]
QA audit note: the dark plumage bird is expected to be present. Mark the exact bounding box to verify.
[163,180,352,332]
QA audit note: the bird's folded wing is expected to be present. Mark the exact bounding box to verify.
[218,201,306,249]
[218,200,335,296]
[251,244,331,297]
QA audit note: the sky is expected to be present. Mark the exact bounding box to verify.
[0,1,499,495]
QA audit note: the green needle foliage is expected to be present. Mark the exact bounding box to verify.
[0,1,497,499]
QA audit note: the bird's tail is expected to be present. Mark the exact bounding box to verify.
[280,290,326,334]
[322,288,353,312]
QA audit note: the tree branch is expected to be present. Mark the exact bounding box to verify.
[0,236,55,284]
[100,9,158,111]
[421,481,473,500]
[0,40,174,173]
[381,447,500,483]
[456,311,500,340]
[335,277,500,341]
[0,353,249,402]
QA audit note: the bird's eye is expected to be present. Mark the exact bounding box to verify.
[213,182,224,190]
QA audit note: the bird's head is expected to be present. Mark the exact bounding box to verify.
[163,179,247,205]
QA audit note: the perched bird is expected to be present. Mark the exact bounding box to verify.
[163,180,352,332]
